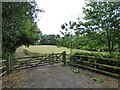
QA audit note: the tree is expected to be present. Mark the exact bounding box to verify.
[77,1,120,54]
[58,21,77,55]
[40,34,58,45]
[2,2,44,58]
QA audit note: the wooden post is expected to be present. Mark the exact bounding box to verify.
[94,59,97,69]
[44,54,46,63]
[10,57,12,71]
[49,53,54,64]
[94,58,97,73]
[62,51,66,66]
[51,53,54,64]
[6,57,11,74]
[44,54,46,57]
[6,58,9,74]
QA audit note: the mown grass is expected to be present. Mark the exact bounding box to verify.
[18,45,70,54]
[18,45,107,54]
[16,45,119,59]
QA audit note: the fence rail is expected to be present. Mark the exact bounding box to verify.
[75,55,120,61]
[0,60,6,77]
[70,54,120,77]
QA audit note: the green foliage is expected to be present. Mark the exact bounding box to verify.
[107,84,113,88]
[40,34,60,45]
[15,62,21,65]
[2,2,43,59]
[91,77,104,83]
[70,51,120,75]
[67,2,120,54]
[2,50,15,59]
[59,21,77,49]
[75,51,120,59]
[81,2,120,54]
[61,63,66,66]
[23,49,29,55]
[31,83,35,87]
[58,21,79,55]
[72,68,80,73]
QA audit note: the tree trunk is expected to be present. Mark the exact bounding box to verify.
[106,30,112,54]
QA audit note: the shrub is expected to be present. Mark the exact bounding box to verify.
[91,77,104,83]
[23,49,29,55]
[69,51,120,75]
[75,51,120,59]
[72,68,80,73]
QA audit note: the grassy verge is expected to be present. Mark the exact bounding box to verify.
[75,50,120,59]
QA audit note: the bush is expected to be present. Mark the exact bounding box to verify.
[75,51,120,59]
[23,49,29,55]
[2,51,15,59]
[69,51,120,75]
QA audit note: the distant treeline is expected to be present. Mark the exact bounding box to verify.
[37,34,120,52]
[38,34,60,45]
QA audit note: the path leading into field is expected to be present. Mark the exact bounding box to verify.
[15,49,27,57]
[2,64,119,88]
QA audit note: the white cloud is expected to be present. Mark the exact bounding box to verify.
[35,0,86,35]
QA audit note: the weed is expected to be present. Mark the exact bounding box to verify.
[31,83,35,86]
[72,68,80,73]
[61,64,66,66]
[108,84,113,88]
[91,77,104,83]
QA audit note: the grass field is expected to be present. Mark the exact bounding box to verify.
[17,45,109,54]
[18,45,71,54]
[17,45,95,55]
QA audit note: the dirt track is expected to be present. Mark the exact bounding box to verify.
[2,64,119,88]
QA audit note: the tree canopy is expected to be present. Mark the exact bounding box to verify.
[81,2,120,53]
[2,2,44,58]
[39,34,60,45]
[58,1,120,54]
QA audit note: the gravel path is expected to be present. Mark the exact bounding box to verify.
[2,64,119,88]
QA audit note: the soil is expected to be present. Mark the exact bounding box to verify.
[2,64,119,88]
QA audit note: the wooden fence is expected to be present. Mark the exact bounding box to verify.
[0,60,6,77]
[1,51,119,78]
[69,54,120,77]
[1,51,66,74]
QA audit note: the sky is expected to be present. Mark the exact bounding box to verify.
[35,0,86,35]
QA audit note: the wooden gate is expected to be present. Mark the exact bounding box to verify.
[10,51,66,70]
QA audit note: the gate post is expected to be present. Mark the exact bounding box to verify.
[51,53,54,64]
[6,57,11,74]
[62,51,66,66]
